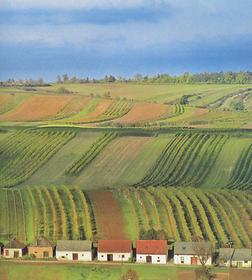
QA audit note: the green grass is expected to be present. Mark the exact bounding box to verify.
[0,261,183,280]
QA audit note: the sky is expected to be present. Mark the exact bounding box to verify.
[0,0,252,81]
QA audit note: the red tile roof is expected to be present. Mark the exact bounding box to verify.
[98,240,132,253]
[136,240,168,255]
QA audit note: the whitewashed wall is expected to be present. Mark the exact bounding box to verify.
[174,254,212,265]
[231,260,252,268]
[98,252,131,262]
[136,254,167,264]
[56,251,92,261]
[3,248,23,258]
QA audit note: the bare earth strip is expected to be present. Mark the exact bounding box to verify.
[88,191,126,239]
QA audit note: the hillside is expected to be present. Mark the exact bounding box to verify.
[0,186,251,249]
[0,83,252,128]
[0,83,251,255]
[0,127,251,190]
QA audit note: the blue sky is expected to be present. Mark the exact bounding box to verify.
[0,0,252,81]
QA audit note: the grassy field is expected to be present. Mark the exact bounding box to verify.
[3,261,243,280]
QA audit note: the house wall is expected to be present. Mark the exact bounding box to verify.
[3,248,23,258]
[231,260,252,268]
[136,254,167,264]
[98,252,131,262]
[28,246,53,258]
[56,251,92,261]
[174,254,212,265]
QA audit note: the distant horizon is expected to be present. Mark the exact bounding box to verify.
[0,1,252,80]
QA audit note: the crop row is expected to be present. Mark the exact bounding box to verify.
[137,133,228,187]
[117,187,252,247]
[0,129,75,188]
[227,144,252,189]
[0,186,95,243]
[65,132,117,175]
[0,187,251,247]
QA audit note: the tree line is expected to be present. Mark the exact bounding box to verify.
[1,71,252,86]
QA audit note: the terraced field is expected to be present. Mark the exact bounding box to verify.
[0,187,251,248]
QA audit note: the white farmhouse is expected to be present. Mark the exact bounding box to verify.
[97,240,132,262]
[174,241,213,265]
[3,239,26,258]
[218,248,235,266]
[136,240,167,264]
[231,249,252,268]
[56,240,92,261]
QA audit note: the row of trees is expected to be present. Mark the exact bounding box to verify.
[2,71,252,86]
[56,71,252,84]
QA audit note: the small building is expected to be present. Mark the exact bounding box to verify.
[3,239,26,258]
[28,237,55,258]
[218,248,235,266]
[98,240,132,262]
[136,240,167,264]
[231,249,251,268]
[174,241,212,265]
[56,240,92,261]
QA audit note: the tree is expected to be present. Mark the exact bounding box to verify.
[139,228,168,240]
[120,269,139,280]
[62,74,69,83]
[193,241,213,266]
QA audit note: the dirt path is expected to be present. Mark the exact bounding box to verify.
[88,191,126,239]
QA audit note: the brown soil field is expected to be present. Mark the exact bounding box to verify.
[192,108,209,117]
[0,94,11,106]
[114,102,171,124]
[0,95,72,121]
[87,191,126,239]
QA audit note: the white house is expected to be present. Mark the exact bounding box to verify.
[3,239,26,258]
[136,240,167,264]
[174,241,213,265]
[97,240,132,262]
[56,240,92,261]
[231,249,252,268]
[218,248,235,266]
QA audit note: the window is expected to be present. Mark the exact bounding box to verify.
[5,250,9,256]
[122,255,125,258]
[101,255,104,257]
[66,253,68,256]
[157,260,160,263]
[181,256,185,264]
[82,254,84,256]
[245,261,248,264]
[43,251,49,258]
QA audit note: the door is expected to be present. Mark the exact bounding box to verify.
[107,254,113,261]
[14,251,19,258]
[72,253,78,261]
[191,257,198,265]
[146,256,152,263]
[237,261,243,268]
